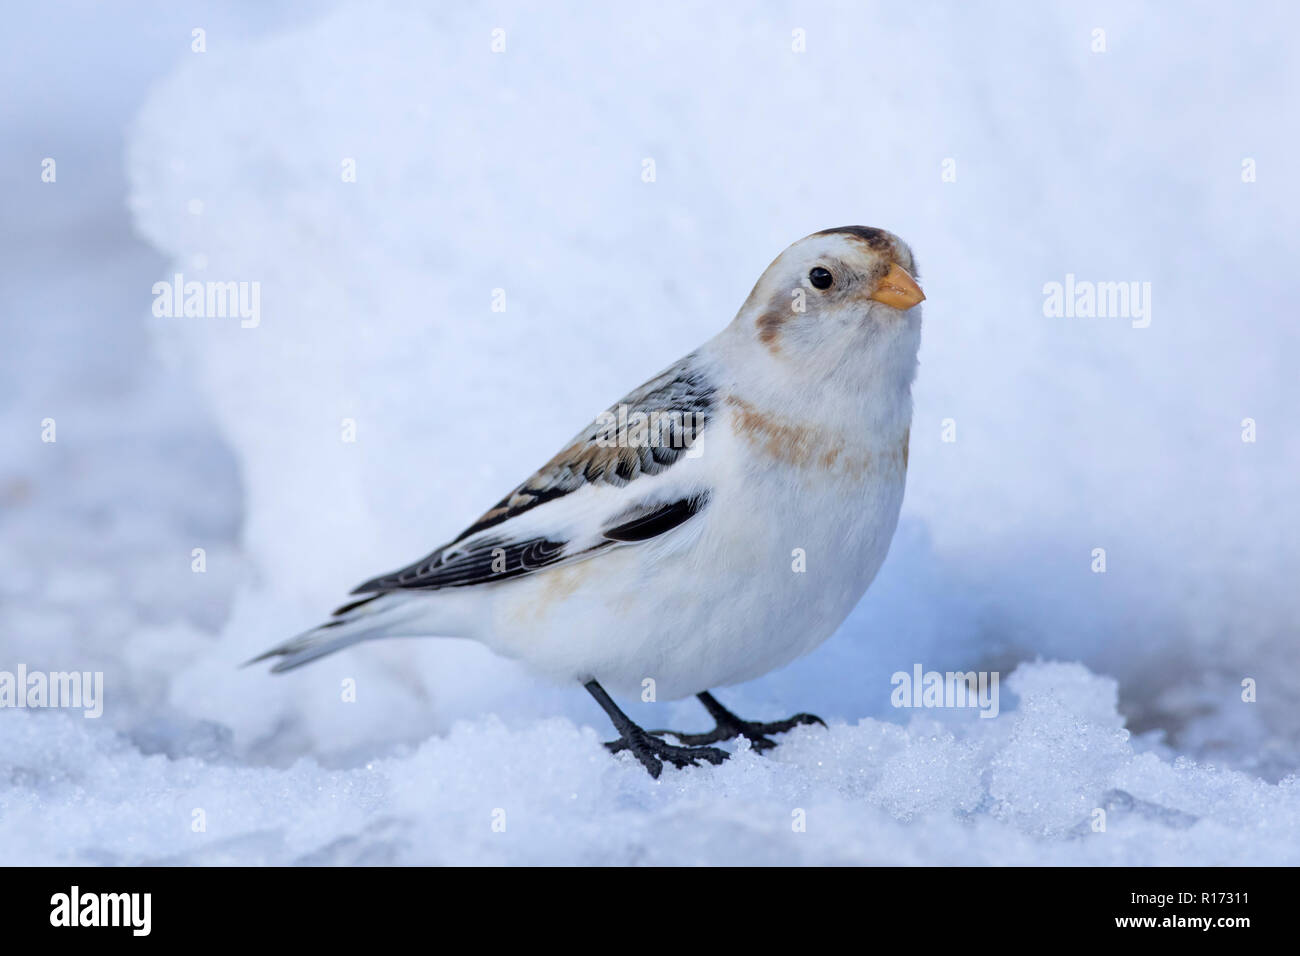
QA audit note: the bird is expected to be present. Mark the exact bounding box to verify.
[250,226,925,778]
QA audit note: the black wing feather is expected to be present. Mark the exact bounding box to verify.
[345,493,709,599]
[603,495,708,542]
[342,356,715,603]
[451,356,714,542]
[351,535,577,593]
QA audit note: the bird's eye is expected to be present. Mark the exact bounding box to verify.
[809,267,833,290]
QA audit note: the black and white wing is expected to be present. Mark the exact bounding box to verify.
[340,354,717,607]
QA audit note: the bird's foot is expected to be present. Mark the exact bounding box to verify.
[654,710,826,753]
[604,727,729,779]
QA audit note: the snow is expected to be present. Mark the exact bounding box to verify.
[2,0,1298,865]
[4,663,1298,865]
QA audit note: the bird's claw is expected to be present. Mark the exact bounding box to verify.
[647,711,826,753]
[604,729,729,778]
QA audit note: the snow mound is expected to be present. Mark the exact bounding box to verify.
[3,663,1296,865]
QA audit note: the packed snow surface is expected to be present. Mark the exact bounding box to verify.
[2,1,1298,864]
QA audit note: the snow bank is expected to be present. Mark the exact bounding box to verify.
[3,662,1296,865]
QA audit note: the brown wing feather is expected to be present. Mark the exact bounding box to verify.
[451,354,716,543]
[345,355,717,597]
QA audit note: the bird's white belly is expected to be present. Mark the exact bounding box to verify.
[480,425,909,699]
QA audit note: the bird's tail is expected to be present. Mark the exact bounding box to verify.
[245,592,425,673]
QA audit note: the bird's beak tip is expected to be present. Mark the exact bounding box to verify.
[868,262,925,309]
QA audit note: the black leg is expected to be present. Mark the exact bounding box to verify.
[585,680,729,778]
[655,690,825,753]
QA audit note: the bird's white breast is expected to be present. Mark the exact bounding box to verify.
[479,379,912,699]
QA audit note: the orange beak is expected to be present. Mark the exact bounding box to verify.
[868,262,925,309]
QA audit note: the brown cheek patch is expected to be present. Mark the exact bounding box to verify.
[755,310,786,353]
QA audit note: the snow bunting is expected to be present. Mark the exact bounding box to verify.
[251,226,925,777]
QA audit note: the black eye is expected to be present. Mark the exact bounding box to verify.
[809,267,833,290]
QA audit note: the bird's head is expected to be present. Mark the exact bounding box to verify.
[733,226,924,382]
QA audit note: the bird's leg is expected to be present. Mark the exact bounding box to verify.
[585,680,728,779]
[654,691,826,753]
